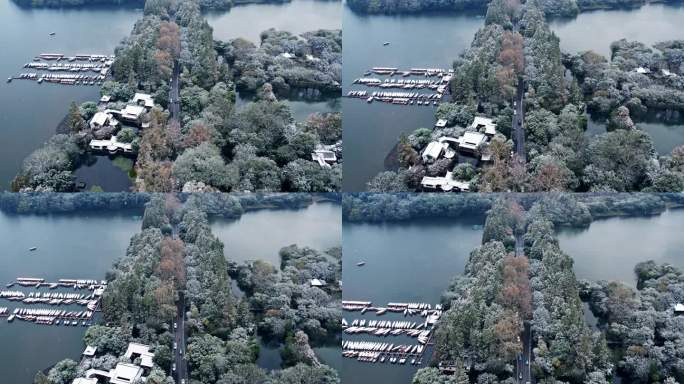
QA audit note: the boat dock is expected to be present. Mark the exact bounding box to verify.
[2,277,106,326]
[8,53,114,86]
[348,66,452,107]
[342,300,442,365]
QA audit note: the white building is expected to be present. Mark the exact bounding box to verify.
[119,105,146,124]
[469,116,496,137]
[133,93,154,109]
[310,279,327,287]
[662,69,677,77]
[675,303,684,314]
[421,141,445,163]
[89,135,134,154]
[72,378,98,384]
[312,150,337,168]
[421,171,470,192]
[83,345,97,357]
[124,342,155,369]
[89,111,119,130]
[109,363,144,384]
[457,131,487,153]
[435,119,448,128]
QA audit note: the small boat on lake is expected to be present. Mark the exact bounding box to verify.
[356,261,366,266]
[29,247,37,251]
[49,32,56,36]
[383,42,390,46]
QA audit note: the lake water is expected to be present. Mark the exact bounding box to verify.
[549,4,684,58]
[342,6,484,190]
[558,208,684,286]
[584,114,684,155]
[210,201,342,370]
[550,4,684,154]
[205,0,342,44]
[211,201,341,266]
[73,155,135,192]
[342,216,485,383]
[216,1,343,120]
[0,1,140,190]
[343,3,684,190]
[0,209,142,383]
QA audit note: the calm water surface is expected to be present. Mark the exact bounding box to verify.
[211,202,341,370]
[205,0,342,43]
[549,4,684,58]
[342,216,484,383]
[73,155,134,192]
[342,6,483,190]
[558,209,684,286]
[211,1,342,120]
[211,202,341,266]
[550,4,684,155]
[0,1,140,190]
[0,209,141,383]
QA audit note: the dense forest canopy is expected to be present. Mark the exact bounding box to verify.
[13,0,342,193]
[368,0,684,193]
[33,194,341,384]
[347,0,684,17]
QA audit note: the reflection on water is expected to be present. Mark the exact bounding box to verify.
[342,216,484,384]
[236,92,341,122]
[558,209,684,286]
[549,4,684,57]
[73,155,134,192]
[211,201,341,266]
[584,114,684,155]
[257,338,283,371]
[0,1,140,190]
[205,0,342,43]
[0,210,141,383]
[342,6,484,190]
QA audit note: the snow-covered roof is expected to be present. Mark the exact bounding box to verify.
[133,93,154,108]
[458,132,487,150]
[470,116,496,136]
[122,104,145,117]
[90,111,116,128]
[422,141,444,161]
[110,363,143,384]
[72,378,98,384]
[83,345,97,357]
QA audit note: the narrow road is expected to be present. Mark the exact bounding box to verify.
[514,235,533,383]
[169,59,180,122]
[512,77,526,162]
[173,291,188,383]
[514,233,524,257]
[171,224,188,384]
[520,322,533,383]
